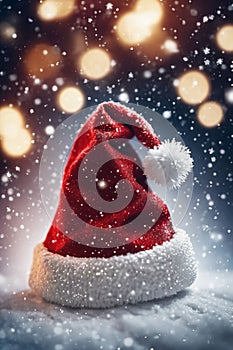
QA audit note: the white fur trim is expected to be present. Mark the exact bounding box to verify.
[143,139,193,189]
[29,229,197,308]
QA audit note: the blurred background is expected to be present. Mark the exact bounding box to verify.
[0,0,232,291]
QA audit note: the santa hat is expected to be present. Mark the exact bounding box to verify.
[29,102,196,308]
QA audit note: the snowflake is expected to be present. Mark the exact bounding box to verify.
[230,61,233,72]
[203,47,210,55]
[208,148,215,155]
[106,3,113,10]
[107,86,112,94]
[204,59,210,66]
[216,58,223,65]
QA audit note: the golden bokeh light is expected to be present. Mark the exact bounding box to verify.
[79,48,111,80]
[135,0,163,25]
[177,70,210,105]
[2,128,32,157]
[57,86,85,113]
[0,22,17,41]
[116,0,163,46]
[0,106,24,138]
[37,0,76,21]
[216,24,233,52]
[24,43,62,79]
[163,39,179,53]
[197,101,224,128]
[116,12,153,45]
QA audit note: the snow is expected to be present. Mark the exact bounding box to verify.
[0,1,233,348]
[0,271,232,350]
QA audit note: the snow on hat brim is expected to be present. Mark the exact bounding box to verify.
[29,229,197,308]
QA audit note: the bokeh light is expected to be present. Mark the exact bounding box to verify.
[24,43,62,79]
[135,0,163,25]
[79,48,111,80]
[37,0,76,21]
[116,12,153,45]
[57,86,85,113]
[0,106,24,138]
[216,24,233,52]
[177,70,210,105]
[197,101,224,128]
[116,0,163,46]
[0,22,17,41]
[225,88,233,104]
[2,128,32,157]
[163,39,179,53]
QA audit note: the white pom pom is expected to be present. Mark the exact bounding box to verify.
[143,138,193,189]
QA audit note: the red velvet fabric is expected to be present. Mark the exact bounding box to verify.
[44,102,175,258]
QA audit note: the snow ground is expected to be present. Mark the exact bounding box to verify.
[0,271,233,350]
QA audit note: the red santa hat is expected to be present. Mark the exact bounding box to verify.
[29,101,196,308]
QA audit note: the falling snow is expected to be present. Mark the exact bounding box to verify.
[0,0,233,349]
